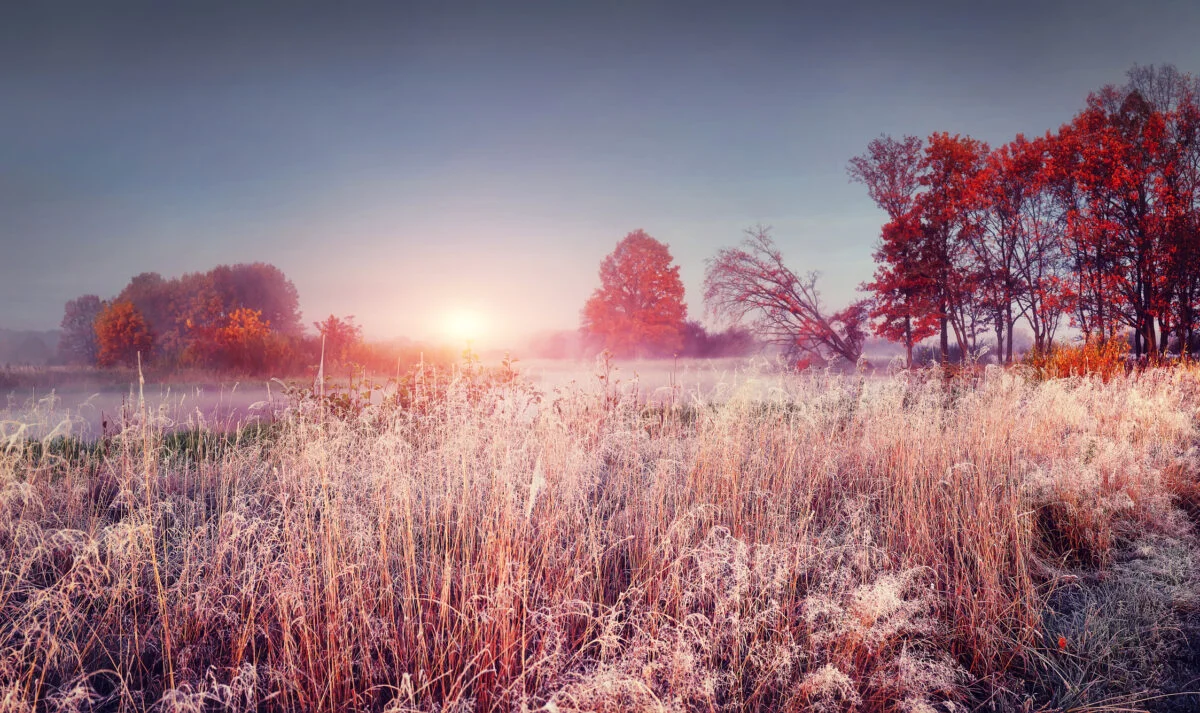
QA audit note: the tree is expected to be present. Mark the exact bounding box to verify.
[917,132,990,363]
[580,230,688,357]
[852,64,1200,362]
[1126,65,1200,356]
[111,263,305,366]
[849,135,938,366]
[94,301,154,368]
[115,272,174,352]
[861,218,940,367]
[704,226,868,367]
[58,295,104,365]
[852,133,988,365]
[210,263,303,335]
[216,308,276,373]
[1052,68,1198,358]
[313,314,363,366]
[1009,136,1070,353]
[847,134,925,219]
[679,321,758,358]
[969,135,1068,363]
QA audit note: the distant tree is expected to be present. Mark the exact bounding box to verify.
[313,314,363,366]
[704,226,868,367]
[580,230,688,357]
[679,321,758,358]
[115,272,174,349]
[210,263,303,335]
[58,294,104,365]
[111,263,304,366]
[216,307,275,373]
[94,301,154,368]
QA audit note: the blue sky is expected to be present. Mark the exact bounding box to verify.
[4,1,1200,344]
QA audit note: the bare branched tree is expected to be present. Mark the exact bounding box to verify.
[704,226,869,366]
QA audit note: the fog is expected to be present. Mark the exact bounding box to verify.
[0,355,906,441]
[1,381,286,441]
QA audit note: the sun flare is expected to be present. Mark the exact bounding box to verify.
[441,308,486,344]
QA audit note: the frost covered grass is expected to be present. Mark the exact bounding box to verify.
[1,364,1199,711]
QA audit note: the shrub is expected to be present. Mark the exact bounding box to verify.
[1023,336,1130,381]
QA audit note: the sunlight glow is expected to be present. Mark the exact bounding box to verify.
[441,308,487,344]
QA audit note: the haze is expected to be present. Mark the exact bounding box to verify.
[4,0,1200,346]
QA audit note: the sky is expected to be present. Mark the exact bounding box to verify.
[4,0,1200,346]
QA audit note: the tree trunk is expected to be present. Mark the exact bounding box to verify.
[940,314,950,365]
[904,315,913,369]
[994,314,1004,366]
[1006,302,1015,364]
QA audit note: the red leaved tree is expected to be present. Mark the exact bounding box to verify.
[704,226,867,367]
[969,135,1071,362]
[917,132,991,363]
[580,230,688,357]
[849,135,938,366]
[851,133,989,365]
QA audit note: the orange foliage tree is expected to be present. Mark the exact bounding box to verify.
[581,230,688,357]
[94,301,154,368]
[313,315,364,367]
[216,308,275,373]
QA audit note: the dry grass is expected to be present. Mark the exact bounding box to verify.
[1,363,1199,711]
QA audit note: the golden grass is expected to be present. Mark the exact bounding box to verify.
[1,364,1199,711]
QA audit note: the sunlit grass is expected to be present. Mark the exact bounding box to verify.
[1,364,1198,711]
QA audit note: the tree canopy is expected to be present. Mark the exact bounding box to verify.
[581,230,688,357]
[850,63,1200,363]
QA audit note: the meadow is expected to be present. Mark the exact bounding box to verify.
[1,360,1199,712]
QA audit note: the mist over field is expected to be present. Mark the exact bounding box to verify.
[6,2,1200,711]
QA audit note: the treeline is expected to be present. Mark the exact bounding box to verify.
[57,263,439,376]
[582,65,1200,369]
[850,63,1200,365]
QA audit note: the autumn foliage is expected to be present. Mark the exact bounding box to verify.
[60,262,308,374]
[1023,337,1131,382]
[93,301,154,368]
[215,308,279,374]
[852,64,1200,364]
[581,230,688,357]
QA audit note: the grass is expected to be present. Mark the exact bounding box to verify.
[1,363,1199,711]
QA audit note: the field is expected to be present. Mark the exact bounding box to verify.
[2,362,1200,711]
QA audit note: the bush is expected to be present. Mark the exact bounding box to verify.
[1023,336,1131,381]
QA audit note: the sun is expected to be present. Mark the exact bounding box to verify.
[441,309,486,344]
